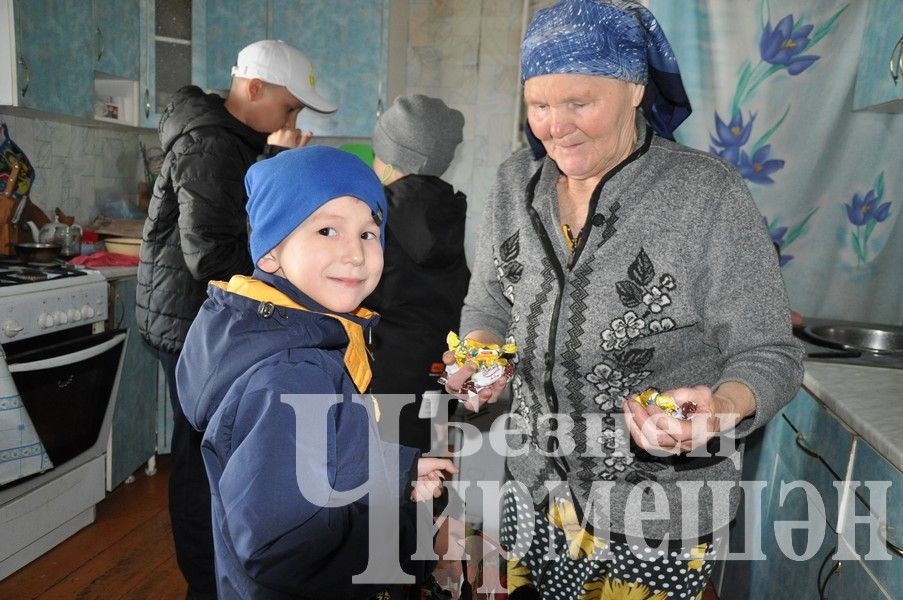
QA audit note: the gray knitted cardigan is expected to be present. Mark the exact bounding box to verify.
[460,123,804,541]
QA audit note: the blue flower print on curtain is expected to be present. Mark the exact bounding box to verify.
[765,208,817,267]
[759,14,821,75]
[709,111,755,163]
[709,2,847,180]
[739,144,785,184]
[845,172,892,267]
[706,0,847,269]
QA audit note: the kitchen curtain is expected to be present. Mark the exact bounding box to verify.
[650,0,902,324]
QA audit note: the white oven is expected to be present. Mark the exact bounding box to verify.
[0,262,124,580]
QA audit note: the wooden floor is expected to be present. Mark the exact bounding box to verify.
[0,455,186,600]
[0,455,718,599]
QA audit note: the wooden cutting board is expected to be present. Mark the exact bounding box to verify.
[89,217,146,238]
[0,163,21,254]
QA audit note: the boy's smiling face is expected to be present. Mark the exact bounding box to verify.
[258,195,383,313]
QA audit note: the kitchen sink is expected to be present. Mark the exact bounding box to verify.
[804,324,903,355]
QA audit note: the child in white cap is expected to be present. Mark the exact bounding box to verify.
[137,39,336,598]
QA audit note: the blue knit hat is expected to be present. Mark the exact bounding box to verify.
[246,146,387,264]
[520,0,691,142]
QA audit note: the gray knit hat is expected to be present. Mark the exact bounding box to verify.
[371,94,464,177]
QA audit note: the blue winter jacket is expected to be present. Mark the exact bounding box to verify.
[176,269,423,599]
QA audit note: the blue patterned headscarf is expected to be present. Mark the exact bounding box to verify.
[520,0,691,145]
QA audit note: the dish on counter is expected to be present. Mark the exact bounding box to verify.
[103,237,142,257]
[803,324,903,356]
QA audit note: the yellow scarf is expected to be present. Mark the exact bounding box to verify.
[211,275,374,394]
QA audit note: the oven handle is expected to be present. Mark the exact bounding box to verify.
[7,333,127,373]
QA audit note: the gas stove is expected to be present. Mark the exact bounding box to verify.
[0,260,108,342]
[0,258,120,580]
[0,262,90,287]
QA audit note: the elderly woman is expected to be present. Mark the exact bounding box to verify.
[443,0,804,598]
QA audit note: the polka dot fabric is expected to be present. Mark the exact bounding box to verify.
[501,488,718,599]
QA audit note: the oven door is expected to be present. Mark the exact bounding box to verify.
[5,330,127,467]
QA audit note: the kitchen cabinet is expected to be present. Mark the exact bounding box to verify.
[840,438,903,598]
[2,0,388,134]
[201,0,389,137]
[140,0,197,128]
[156,360,174,454]
[201,0,268,93]
[725,390,848,599]
[721,386,901,599]
[105,276,158,490]
[819,538,891,599]
[853,0,903,111]
[10,0,95,118]
[270,0,387,137]
[2,0,141,122]
[94,0,141,80]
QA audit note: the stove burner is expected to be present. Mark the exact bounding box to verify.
[10,269,48,282]
[0,262,88,287]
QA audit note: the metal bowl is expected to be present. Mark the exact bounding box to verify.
[803,325,903,355]
[14,242,63,263]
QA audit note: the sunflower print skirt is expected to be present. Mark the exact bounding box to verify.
[500,489,718,599]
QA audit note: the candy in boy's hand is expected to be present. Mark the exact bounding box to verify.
[438,331,517,394]
[634,387,697,420]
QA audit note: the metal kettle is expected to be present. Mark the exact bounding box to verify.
[26,216,83,257]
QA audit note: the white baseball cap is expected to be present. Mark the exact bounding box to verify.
[231,39,337,114]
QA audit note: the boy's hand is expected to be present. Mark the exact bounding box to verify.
[267,128,313,148]
[411,457,458,502]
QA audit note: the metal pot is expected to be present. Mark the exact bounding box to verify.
[14,242,62,262]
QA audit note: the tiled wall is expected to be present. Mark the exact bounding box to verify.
[0,110,157,228]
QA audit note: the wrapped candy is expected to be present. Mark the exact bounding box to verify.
[634,387,697,420]
[438,331,516,394]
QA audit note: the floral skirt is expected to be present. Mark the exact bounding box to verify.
[500,488,719,600]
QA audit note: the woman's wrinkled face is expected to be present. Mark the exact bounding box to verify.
[524,74,645,182]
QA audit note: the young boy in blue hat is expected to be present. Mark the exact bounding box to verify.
[176,146,456,598]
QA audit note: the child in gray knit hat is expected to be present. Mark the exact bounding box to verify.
[371,94,464,179]
[366,94,471,452]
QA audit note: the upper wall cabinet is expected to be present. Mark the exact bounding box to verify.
[853,0,903,112]
[271,0,387,138]
[1,0,141,122]
[140,0,196,128]
[1,0,387,136]
[200,0,388,138]
[10,0,95,118]
[94,0,141,80]
[201,0,267,93]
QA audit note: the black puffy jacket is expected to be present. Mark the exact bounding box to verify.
[136,86,267,353]
[365,175,470,449]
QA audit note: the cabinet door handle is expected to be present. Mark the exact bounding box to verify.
[820,561,842,599]
[18,56,30,97]
[144,88,151,118]
[816,549,842,599]
[795,432,821,459]
[890,35,903,86]
[96,27,105,62]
